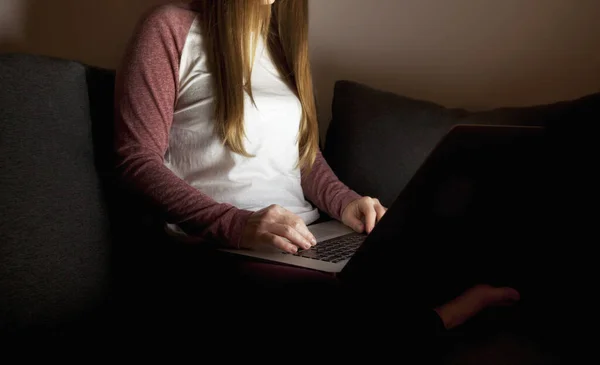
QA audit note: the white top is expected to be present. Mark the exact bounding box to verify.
[164,17,320,229]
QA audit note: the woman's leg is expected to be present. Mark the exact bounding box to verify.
[157,243,341,317]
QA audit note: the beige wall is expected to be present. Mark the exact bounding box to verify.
[0,0,170,68]
[0,0,24,46]
[309,0,600,135]
[1,0,599,135]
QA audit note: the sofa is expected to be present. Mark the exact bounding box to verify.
[1,53,597,360]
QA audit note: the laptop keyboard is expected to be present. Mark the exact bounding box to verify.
[291,232,366,263]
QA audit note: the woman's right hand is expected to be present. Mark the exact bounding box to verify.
[241,205,317,253]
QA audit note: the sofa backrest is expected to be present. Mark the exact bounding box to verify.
[324,80,600,207]
[0,53,114,337]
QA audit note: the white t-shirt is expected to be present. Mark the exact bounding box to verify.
[165,18,320,231]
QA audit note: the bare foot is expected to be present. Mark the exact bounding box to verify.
[434,284,520,330]
[475,284,521,307]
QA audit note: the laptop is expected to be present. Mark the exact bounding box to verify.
[220,124,546,274]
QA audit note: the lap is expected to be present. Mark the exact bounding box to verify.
[158,245,339,307]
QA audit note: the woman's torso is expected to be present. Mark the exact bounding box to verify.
[165,17,319,228]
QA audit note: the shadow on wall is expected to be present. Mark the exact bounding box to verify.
[0,0,171,69]
[308,0,600,138]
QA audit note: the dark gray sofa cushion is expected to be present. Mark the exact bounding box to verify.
[324,80,599,207]
[324,81,464,207]
[0,54,111,335]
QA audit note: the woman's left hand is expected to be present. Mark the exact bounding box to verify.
[341,197,387,234]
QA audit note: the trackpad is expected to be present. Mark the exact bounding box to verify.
[308,220,354,242]
[248,220,352,253]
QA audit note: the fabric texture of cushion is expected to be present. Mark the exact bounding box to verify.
[324,79,599,207]
[0,53,111,336]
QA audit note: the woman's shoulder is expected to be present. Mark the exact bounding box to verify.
[137,2,198,35]
[124,1,199,59]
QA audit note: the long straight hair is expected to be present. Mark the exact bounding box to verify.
[196,0,318,171]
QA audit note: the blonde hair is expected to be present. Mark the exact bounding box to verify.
[196,0,318,171]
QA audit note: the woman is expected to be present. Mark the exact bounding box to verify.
[114,0,519,346]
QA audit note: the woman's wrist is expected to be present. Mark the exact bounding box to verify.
[230,209,255,249]
[338,191,362,220]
